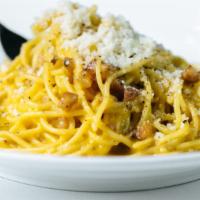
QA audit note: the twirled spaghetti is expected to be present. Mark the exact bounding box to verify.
[0,1,200,156]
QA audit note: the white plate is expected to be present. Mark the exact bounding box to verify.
[0,0,200,192]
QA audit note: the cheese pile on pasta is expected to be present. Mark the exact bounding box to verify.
[0,1,200,155]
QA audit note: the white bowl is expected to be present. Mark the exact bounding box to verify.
[0,151,200,192]
[0,0,200,192]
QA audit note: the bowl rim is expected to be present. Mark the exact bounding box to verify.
[0,150,200,162]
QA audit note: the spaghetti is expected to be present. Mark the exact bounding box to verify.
[0,2,200,156]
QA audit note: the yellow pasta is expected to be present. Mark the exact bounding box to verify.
[0,3,200,156]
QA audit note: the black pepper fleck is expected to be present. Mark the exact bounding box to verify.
[51,58,57,64]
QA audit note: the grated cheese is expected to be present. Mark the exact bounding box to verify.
[12,109,19,117]
[15,87,25,95]
[37,68,44,77]
[154,131,164,140]
[166,123,176,130]
[37,0,157,67]
[27,67,34,75]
